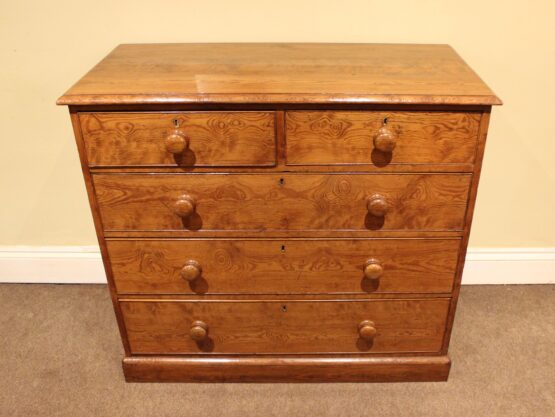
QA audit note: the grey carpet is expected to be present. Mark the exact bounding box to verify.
[0,284,553,417]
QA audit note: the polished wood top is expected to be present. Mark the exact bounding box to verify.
[57,43,501,106]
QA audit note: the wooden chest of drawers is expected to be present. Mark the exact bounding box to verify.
[58,43,501,382]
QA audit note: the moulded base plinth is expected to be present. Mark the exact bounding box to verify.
[122,355,451,383]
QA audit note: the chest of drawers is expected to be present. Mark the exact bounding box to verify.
[58,43,501,382]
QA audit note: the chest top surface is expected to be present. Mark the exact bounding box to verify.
[57,43,501,106]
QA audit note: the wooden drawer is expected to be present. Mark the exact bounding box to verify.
[285,111,480,166]
[80,112,276,167]
[94,173,471,233]
[108,239,460,295]
[121,298,450,354]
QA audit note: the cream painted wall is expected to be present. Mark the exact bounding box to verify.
[1,0,554,247]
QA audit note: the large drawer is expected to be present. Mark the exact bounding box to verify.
[120,298,450,354]
[285,111,480,166]
[108,238,460,295]
[80,112,276,167]
[94,173,471,232]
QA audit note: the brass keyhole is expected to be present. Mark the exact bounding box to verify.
[172,118,181,128]
[383,117,389,125]
[279,178,285,186]
[280,244,286,252]
[281,305,287,312]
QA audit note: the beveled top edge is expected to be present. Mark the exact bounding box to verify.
[57,92,502,106]
[57,43,502,106]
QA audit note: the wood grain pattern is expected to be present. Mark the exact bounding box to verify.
[120,298,450,354]
[107,238,460,295]
[123,355,451,382]
[57,44,501,106]
[68,111,132,356]
[286,111,480,165]
[93,173,471,232]
[442,110,492,353]
[80,112,276,167]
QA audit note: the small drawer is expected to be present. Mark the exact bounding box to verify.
[94,173,471,233]
[285,111,480,166]
[80,112,276,167]
[108,239,460,295]
[120,298,450,354]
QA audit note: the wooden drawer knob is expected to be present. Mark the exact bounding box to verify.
[367,194,389,216]
[165,132,189,154]
[190,320,208,341]
[173,194,195,217]
[358,320,377,341]
[180,260,202,282]
[364,259,383,280]
[373,126,397,152]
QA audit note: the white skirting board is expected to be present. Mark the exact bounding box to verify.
[0,246,553,285]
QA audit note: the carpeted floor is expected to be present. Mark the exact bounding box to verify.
[0,284,553,417]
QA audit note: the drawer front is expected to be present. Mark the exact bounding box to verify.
[94,173,471,232]
[108,239,460,294]
[286,111,480,166]
[121,299,450,354]
[80,112,276,167]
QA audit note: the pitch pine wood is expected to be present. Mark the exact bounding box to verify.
[122,356,451,382]
[120,298,450,354]
[58,43,500,382]
[442,110,492,353]
[93,173,471,232]
[107,239,460,295]
[80,112,276,167]
[68,112,132,355]
[285,111,480,166]
[57,43,501,106]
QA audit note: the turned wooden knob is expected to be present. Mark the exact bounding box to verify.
[173,194,195,217]
[180,260,202,282]
[367,194,389,217]
[358,320,377,341]
[373,126,397,152]
[190,321,208,341]
[165,132,189,154]
[364,259,383,280]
